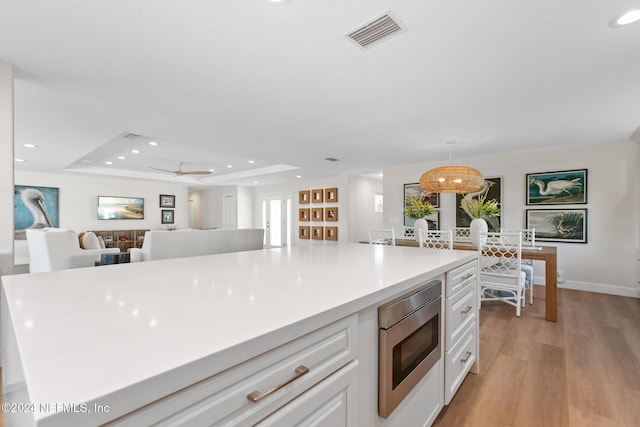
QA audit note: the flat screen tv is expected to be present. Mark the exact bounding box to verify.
[97,196,144,220]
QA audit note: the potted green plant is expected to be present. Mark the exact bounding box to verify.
[404,196,436,242]
[460,191,500,246]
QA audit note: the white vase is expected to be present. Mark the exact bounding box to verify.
[470,217,488,247]
[413,217,429,243]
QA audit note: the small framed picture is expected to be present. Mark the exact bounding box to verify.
[299,190,310,204]
[160,194,176,208]
[312,226,324,240]
[299,208,310,222]
[325,207,338,221]
[311,189,324,203]
[161,209,175,224]
[325,188,338,203]
[312,208,324,221]
[325,226,338,241]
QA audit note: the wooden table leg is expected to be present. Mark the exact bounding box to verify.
[545,253,557,322]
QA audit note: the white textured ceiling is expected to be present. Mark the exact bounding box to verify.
[2,0,639,187]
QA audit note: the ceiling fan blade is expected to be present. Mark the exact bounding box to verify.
[149,166,176,174]
[175,170,212,175]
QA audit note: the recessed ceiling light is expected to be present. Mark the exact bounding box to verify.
[226,165,233,168]
[253,181,259,184]
[209,169,215,172]
[269,0,293,4]
[610,10,640,27]
[15,158,25,162]
[248,160,255,164]
[131,149,140,154]
[149,141,158,146]
[117,156,126,160]
[24,143,37,148]
[105,161,113,165]
[296,175,302,178]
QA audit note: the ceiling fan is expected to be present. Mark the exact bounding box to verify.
[150,162,212,176]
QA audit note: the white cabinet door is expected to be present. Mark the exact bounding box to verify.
[257,360,358,427]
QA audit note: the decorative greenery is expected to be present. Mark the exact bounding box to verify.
[462,191,500,219]
[404,196,436,219]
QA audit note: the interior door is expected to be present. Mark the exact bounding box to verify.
[262,195,291,248]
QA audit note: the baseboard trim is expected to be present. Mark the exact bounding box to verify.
[534,275,640,298]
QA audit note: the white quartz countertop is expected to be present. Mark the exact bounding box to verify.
[1,243,476,425]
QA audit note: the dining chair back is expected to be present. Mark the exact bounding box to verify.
[478,231,527,316]
[368,229,396,246]
[418,229,453,250]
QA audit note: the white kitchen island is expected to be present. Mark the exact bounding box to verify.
[1,243,477,426]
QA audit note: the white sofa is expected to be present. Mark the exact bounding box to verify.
[129,228,265,262]
[26,229,120,273]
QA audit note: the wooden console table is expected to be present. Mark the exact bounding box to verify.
[394,239,558,322]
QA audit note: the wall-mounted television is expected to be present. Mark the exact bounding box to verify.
[97,196,144,220]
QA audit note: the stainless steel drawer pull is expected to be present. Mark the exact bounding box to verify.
[460,351,472,363]
[461,273,473,280]
[247,365,310,403]
[461,305,472,314]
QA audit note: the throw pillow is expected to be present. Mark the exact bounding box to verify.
[97,235,106,249]
[82,232,100,250]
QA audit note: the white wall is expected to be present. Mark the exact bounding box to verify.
[254,173,382,245]
[237,186,255,229]
[383,139,640,297]
[255,174,348,244]
[188,190,203,229]
[15,171,189,231]
[348,175,384,243]
[0,62,13,276]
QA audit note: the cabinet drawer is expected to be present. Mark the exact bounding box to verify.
[109,315,357,426]
[446,260,477,297]
[445,289,476,350]
[444,321,476,404]
[256,360,358,427]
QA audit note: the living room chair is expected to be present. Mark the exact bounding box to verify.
[26,229,120,272]
[501,227,535,304]
[478,231,527,316]
[418,229,453,250]
[368,229,396,246]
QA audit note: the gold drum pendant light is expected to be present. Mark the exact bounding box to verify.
[419,141,484,193]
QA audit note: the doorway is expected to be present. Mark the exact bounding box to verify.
[261,195,291,248]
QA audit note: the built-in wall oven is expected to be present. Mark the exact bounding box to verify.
[378,279,442,418]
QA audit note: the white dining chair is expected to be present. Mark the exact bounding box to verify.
[403,226,415,239]
[478,231,527,316]
[418,229,453,250]
[368,229,396,246]
[451,227,471,242]
[501,227,535,304]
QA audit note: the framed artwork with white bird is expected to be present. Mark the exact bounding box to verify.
[526,169,587,205]
[14,185,59,240]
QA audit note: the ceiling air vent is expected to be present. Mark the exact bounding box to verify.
[324,157,339,162]
[347,13,402,48]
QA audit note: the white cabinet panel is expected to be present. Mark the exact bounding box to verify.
[110,315,357,426]
[256,360,358,427]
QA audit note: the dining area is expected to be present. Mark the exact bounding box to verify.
[366,226,558,322]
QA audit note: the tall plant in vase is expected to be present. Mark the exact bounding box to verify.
[462,191,500,247]
[404,195,436,243]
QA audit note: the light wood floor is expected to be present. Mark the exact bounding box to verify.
[434,285,640,427]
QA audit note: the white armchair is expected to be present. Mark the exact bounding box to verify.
[26,229,120,273]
